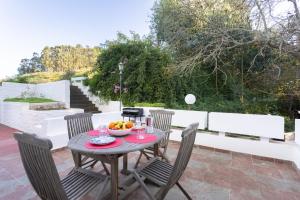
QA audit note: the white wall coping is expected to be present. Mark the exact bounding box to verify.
[71,77,87,82]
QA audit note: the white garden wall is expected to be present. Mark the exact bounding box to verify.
[138,107,208,129]
[0,80,70,107]
[0,102,83,149]
[169,129,300,168]
[2,98,300,169]
[209,112,284,139]
[167,109,207,129]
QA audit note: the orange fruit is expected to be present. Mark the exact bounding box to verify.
[126,121,133,129]
[108,122,115,129]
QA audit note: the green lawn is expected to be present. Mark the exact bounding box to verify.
[4,97,56,103]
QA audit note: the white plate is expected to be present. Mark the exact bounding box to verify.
[89,136,116,145]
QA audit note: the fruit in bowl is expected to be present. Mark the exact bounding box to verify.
[108,121,133,136]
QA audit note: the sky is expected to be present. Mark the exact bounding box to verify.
[0,0,155,79]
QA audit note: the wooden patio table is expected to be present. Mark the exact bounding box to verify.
[68,128,164,200]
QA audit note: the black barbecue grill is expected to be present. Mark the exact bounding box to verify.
[122,107,144,121]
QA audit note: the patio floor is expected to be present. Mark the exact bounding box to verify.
[1,124,300,200]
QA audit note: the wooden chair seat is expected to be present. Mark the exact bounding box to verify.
[138,158,173,186]
[61,168,106,200]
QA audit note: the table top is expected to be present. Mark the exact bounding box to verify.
[68,128,165,155]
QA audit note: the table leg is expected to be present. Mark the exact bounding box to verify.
[121,153,130,175]
[110,155,119,200]
[72,151,82,168]
[154,143,159,157]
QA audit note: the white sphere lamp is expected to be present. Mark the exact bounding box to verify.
[185,94,196,105]
[185,94,196,110]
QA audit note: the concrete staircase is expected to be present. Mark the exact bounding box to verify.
[70,85,101,113]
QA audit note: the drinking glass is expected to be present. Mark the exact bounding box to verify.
[98,125,108,137]
[135,120,145,139]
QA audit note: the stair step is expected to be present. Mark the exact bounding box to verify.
[70,85,100,113]
[70,99,92,103]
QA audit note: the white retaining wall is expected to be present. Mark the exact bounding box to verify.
[0,80,70,108]
[2,99,300,169]
[169,129,300,168]
[0,102,83,149]
[208,112,284,139]
[137,107,208,129]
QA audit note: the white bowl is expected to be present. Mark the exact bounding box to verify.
[108,128,132,136]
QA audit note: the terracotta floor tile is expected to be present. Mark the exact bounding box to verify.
[230,189,263,200]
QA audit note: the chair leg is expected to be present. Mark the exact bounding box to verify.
[142,151,151,160]
[176,182,192,200]
[101,161,110,175]
[132,171,156,200]
[90,160,98,168]
[134,151,143,169]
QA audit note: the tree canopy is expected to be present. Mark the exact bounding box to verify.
[41,45,100,72]
[18,52,45,75]
[88,33,173,106]
[150,0,299,120]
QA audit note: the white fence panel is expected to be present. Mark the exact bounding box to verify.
[208,112,284,139]
[138,107,208,129]
[168,109,208,129]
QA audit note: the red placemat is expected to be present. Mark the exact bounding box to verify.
[124,133,157,144]
[87,130,100,136]
[85,138,122,149]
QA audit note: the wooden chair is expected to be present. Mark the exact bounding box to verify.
[135,110,174,168]
[64,113,109,174]
[14,132,108,200]
[132,123,199,200]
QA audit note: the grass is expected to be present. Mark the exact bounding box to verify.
[4,97,56,103]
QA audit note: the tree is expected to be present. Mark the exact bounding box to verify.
[151,0,300,72]
[88,33,173,105]
[40,45,100,72]
[18,52,45,75]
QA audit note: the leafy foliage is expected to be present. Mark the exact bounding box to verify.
[41,45,100,72]
[18,53,45,75]
[149,0,299,131]
[5,69,90,84]
[88,34,173,106]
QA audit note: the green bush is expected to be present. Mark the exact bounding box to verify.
[134,102,165,107]
[284,116,295,132]
[88,34,172,105]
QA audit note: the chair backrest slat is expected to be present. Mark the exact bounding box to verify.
[157,123,199,199]
[64,113,94,139]
[149,110,174,148]
[14,132,68,200]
